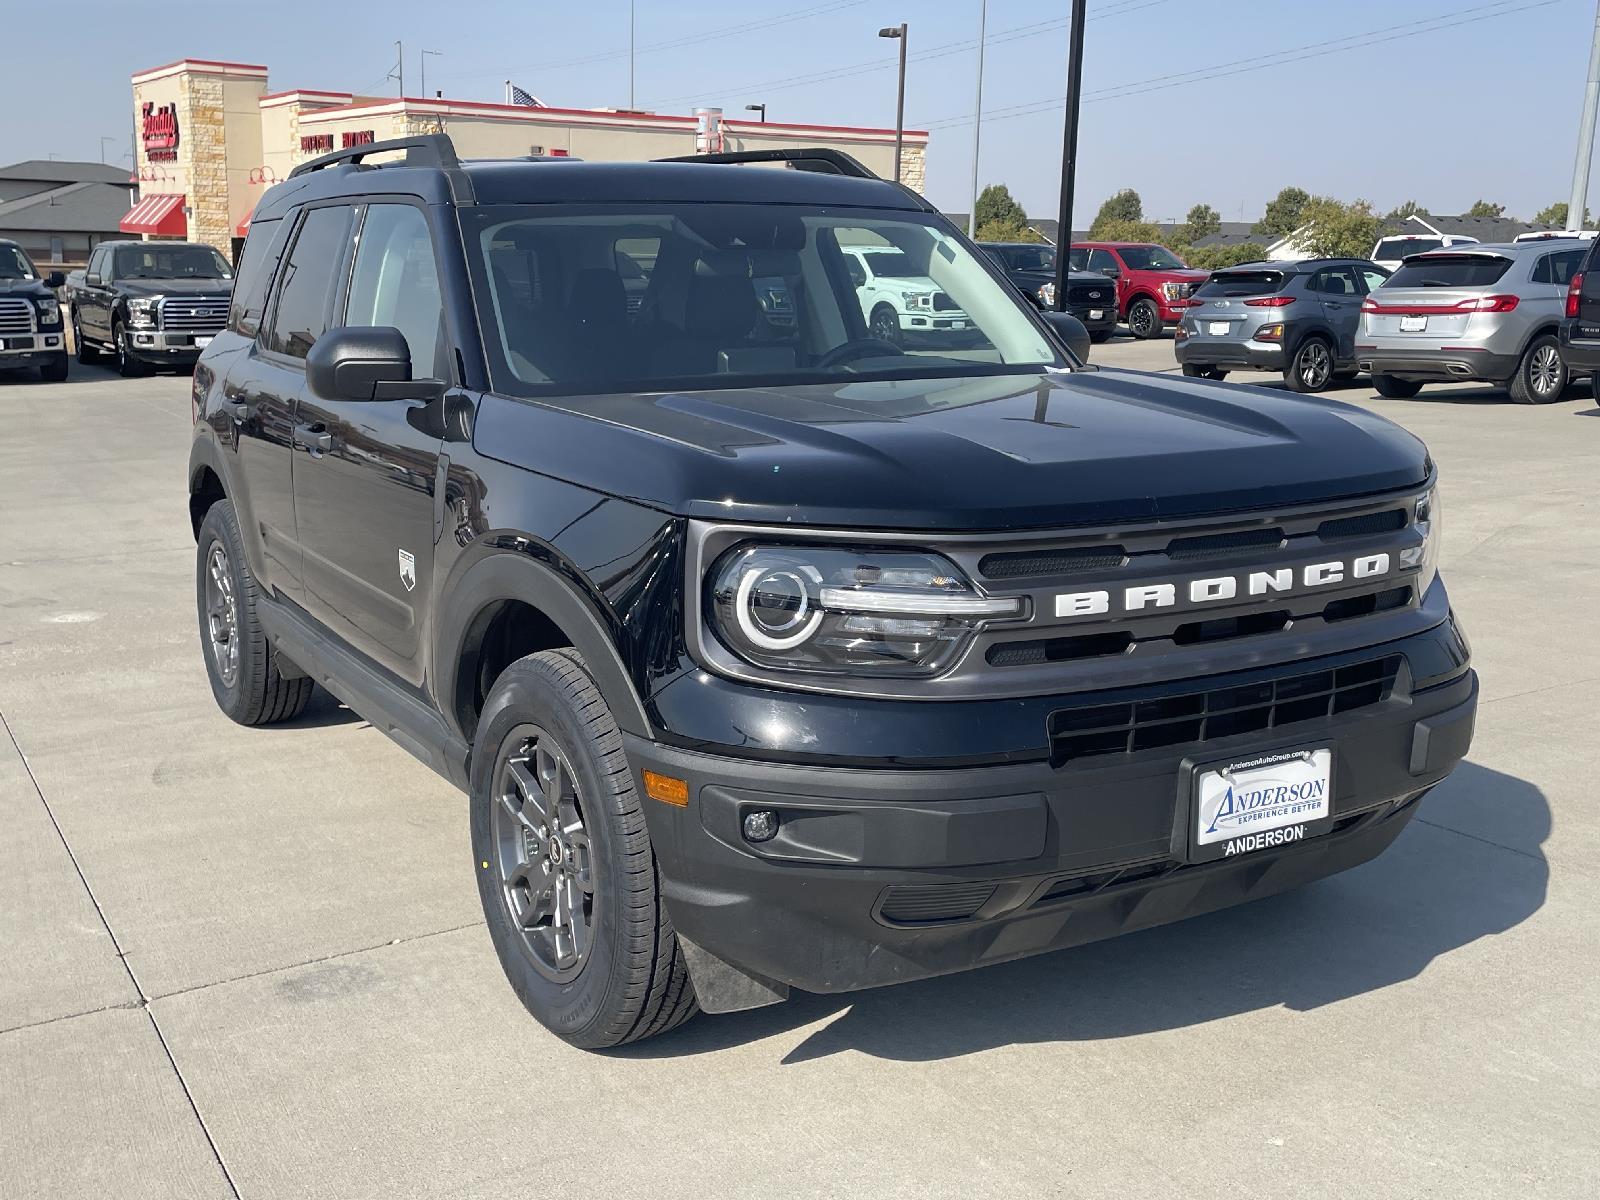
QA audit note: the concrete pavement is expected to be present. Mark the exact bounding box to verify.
[1,347,1595,1198]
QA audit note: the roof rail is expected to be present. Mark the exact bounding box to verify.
[654,147,879,179]
[288,133,462,179]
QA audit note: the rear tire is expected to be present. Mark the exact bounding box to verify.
[1285,336,1334,393]
[1127,297,1162,340]
[1506,334,1567,405]
[1181,363,1225,380]
[472,649,699,1049]
[38,353,68,382]
[195,500,315,726]
[1373,374,1423,399]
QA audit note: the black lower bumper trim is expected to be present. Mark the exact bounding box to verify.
[1356,347,1519,382]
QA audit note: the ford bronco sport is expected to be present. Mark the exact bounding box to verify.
[188,136,1478,1049]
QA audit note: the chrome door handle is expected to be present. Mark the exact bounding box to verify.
[293,422,332,453]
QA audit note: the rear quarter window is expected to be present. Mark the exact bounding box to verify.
[1194,270,1284,298]
[1384,255,1512,289]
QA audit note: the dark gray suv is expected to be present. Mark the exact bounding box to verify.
[1175,258,1390,392]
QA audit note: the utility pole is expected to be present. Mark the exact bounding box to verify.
[1051,0,1087,313]
[392,40,405,98]
[421,49,441,100]
[629,0,637,108]
[1568,0,1600,231]
[879,24,908,184]
[967,0,988,238]
[99,136,116,164]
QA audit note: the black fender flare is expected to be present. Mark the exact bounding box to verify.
[187,432,235,525]
[434,549,654,744]
[1284,321,1335,362]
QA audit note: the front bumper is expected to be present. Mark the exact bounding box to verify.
[1355,345,1520,383]
[126,329,214,362]
[1157,300,1190,323]
[0,331,65,367]
[632,626,1477,1003]
[1067,304,1117,333]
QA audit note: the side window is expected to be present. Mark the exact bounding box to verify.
[1088,249,1118,274]
[844,254,867,288]
[1531,255,1552,285]
[227,218,284,338]
[1534,249,1584,286]
[88,247,107,279]
[1359,268,1389,294]
[265,206,352,361]
[1315,268,1358,295]
[345,204,444,379]
[1067,248,1088,271]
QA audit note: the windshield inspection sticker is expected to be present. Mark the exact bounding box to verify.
[1193,748,1331,861]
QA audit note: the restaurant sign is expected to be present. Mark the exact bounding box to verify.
[141,103,180,162]
[299,130,377,154]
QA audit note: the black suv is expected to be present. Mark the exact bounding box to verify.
[69,239,233,376]
[980,240,1118,341]
[0,239,68,381]
[188,136,1477,1049]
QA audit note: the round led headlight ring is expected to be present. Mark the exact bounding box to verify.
[734,566,823,651]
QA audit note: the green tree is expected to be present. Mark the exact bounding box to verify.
[1466,199,1506,219]
[1532,201,1591,228]
[1254,186,1310,238]
[1089,188,1144,236]
[1294,196,1381,259]
[1184,242,1269,270]
[1088,217,1164,245]
[1385,200,1430,221]
[1181,203,1221,244]
[975,183,1028,230]
[975,217,1044,244]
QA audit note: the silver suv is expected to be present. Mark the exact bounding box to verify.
[1356,240,1586,404]
[1175,258,1389,392]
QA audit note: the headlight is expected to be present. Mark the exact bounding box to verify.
[1037,282,1056,306]
[35,297,59,325]
[900,290,934,310]
[128,297,159,328]
[1160,281,1186,301]
[1399,488,1441,596]
[708,545,1020,678]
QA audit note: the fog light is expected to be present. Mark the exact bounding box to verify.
[742,810,779,843]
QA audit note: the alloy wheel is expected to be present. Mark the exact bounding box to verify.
[870,307,900,344]
[204,543,240,688]
[491,725,595,982]
[1130,302,1155,337]
[1300,341,1331,389]
[1529,344,1563,399]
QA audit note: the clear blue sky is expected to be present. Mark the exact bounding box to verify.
[0,0,1588,224]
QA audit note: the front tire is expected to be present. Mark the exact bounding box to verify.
[73,312,101,364]
[868,302,902,346]
[1285,336,1333,393]
[38,352,68,382]
[195,500,315,726]
[1127,297,1162,339]
[472,649,698,1049]
[114,320,145,378]
[1507,334,1568,405]
[1373,374,1423,399]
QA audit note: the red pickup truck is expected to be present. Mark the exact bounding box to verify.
[1067,242,1210,339]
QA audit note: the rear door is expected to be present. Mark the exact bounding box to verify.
[1311,265,1363,358]
[290,200,449,686]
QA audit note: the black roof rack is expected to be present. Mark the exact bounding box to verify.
[654,147,878,179]
[288,133,461,179]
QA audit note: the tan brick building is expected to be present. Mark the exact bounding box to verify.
[127,59,930,260]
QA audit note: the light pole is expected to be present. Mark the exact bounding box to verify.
[968,0,988,238]
[879,24,907,184]
[745,103,767,123]
[99,136,117,164]
[1568,0,1600,231]
[390,41,405,97]
[421,49,441,100]
[1051,0,1087,314]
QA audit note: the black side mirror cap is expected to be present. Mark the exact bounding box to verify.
[1041,310,1092,362]
[307,326,444,402]
[45,271,66,289]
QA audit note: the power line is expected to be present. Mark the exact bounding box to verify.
[919,0,1559,131]
[644,0,1175,110]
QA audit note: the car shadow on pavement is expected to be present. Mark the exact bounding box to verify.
[626,761,1548,1063]
[276,689,367,731]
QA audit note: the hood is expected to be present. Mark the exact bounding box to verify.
[1153,268,1210,284]
[1010,269,1116,289]
[474,368,1430,531]
[0,277,52,298]
[117,278,233,300]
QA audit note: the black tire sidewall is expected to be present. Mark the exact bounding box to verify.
[469,655,634,1045]
[869,303,901,345]
[1129,298,1160,339]
[1514,336,1565,404]
[1287,337,1332,393]
[195,503,257,719]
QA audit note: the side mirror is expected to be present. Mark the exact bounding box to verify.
[1101,265,1121,278]
[46,271,66,289]
[85,273,102,287]
[307,326,444,402]
[1041,311,1092,361]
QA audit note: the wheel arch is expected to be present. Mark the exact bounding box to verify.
[187,437,231,539]
[437,549,654,751]
[1123,289,1160,315]
[1517,321,1563,358]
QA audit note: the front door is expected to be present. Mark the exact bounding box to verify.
[290,202,448,687]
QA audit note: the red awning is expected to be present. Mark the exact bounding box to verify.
[119,193,187,236]
[235,209,253,238]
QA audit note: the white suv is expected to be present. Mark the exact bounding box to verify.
[842,246,972,344]
[1370,233,1479,272]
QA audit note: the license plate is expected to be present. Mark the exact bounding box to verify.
[1208,321,1230,336]
[194,336,213,348]
[1399,315,1427,332]
[1088,309,1104,320]
[950,321,966,330]
[1191,748,1332,863]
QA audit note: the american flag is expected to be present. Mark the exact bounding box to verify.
[509,84,544,107]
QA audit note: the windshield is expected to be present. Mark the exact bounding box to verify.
[1117,245,1187,271]
[1193,270,1284,298]
[1374,237,1443,260]
[1007,246,1056,272]
[0,245,36,280]
[464,203,1064,397]
[113,244,231,280]
[1385,255,1512,289]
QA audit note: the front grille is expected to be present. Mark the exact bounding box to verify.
[0,298,34,335]
[1167,527,1285,560]
[1318,508,1406,539]
[1068,284,1109,306]
[979,545,1127,580]
[159,298,228,334]
[1047,656,1401,765]
[932,292,960,312]
[879,882,997,925]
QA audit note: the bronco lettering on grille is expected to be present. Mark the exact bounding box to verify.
[1054,553,1392,620]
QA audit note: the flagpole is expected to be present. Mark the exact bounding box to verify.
[505,79,512,105]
